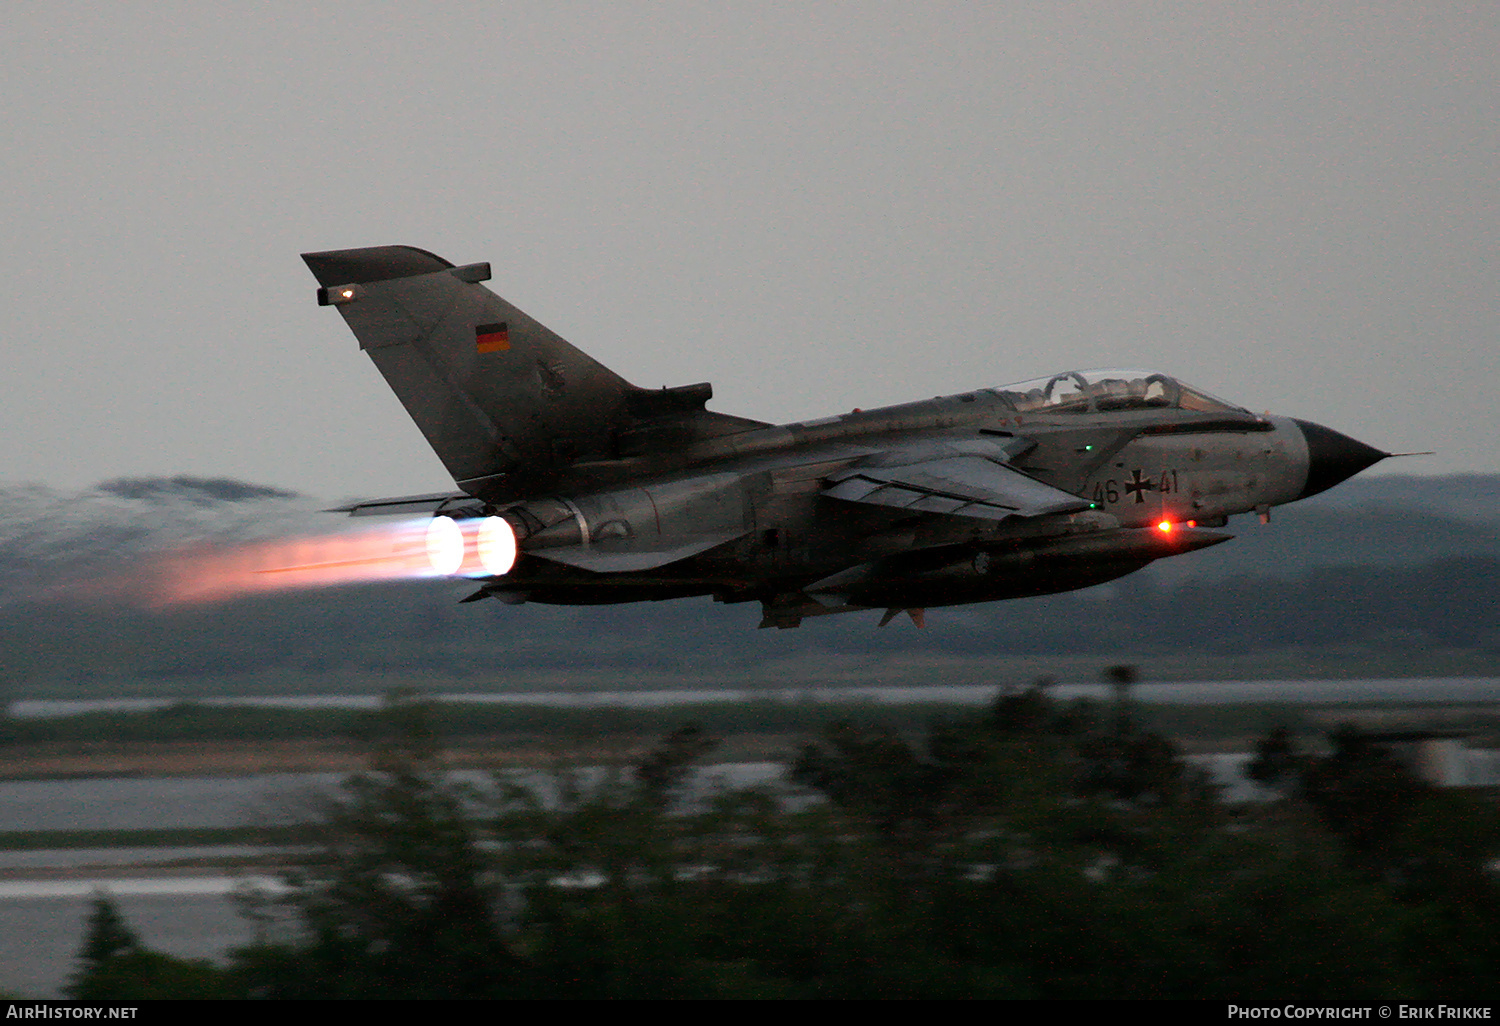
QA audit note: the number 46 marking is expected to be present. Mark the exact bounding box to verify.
[1092,469,1179,505]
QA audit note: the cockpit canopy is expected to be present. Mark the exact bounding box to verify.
[993,369,1246,416]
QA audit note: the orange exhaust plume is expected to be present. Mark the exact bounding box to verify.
[147,515,516,606]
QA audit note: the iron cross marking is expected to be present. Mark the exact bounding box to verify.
[1123,468,1155,504]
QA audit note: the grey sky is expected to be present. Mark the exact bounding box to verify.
[4,3,1497,501]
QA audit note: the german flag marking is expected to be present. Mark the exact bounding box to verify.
[476,322,510,353]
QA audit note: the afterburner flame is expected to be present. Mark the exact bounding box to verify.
[150,515,517,606]
[476,515,518,575]
[425,516,465,575]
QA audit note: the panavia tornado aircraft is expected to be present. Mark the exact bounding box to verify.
[303,245,1394,629]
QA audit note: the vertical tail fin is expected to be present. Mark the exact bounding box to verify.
[303,246,638,502]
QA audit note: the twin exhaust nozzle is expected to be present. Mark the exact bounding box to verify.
[425,515,517,577]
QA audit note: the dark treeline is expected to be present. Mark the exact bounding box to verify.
[3,556,1497,692]
[5,693,1494,756]
[0,696,1378,749]
[64,690,1500,999]
[0,698,979,746]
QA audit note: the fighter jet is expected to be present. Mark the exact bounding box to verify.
[303,245,1392,628]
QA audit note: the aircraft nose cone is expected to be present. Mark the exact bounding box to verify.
[1293,419,1388,499]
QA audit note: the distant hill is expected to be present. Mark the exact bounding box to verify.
[1300,474,1500,526]
[0,474,1495,698]
[1145,508,1500,586]
[95,475,299,504]
[0,478,327,606]
[3,474,1491,592]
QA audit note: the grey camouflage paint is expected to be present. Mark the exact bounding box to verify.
[304,246,1386,628]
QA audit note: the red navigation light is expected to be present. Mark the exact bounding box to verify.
[1156,520,1174,534]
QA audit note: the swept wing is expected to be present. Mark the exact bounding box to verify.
[822,439,1091,521]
